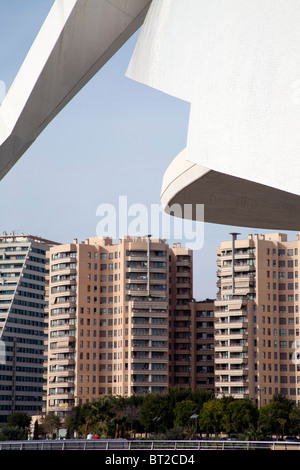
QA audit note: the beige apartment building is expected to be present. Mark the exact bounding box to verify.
[44,236,214,418]
[215,232,300,406]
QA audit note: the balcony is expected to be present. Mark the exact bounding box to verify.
[51,285,77,295]
[215,375,248,385]
[215,330,247,341]
[176,257,191,265]
[49,356,75,366]
[131,311,168,320]
[47,403,74,414]
[49,338,76,351]
[127,265,148,273]
[214,343,247,355]
[131,375,149,383]
[127,255,147,262]
[131,299,168,310]
[48,391,75,401]
[48,377,75,388]
[150,333,169,342]
[176,269,191,276]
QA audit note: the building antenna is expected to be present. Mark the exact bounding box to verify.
[229,232,240,294]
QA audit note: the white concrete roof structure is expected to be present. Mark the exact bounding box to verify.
[2,0,300,230]
[0,0,151,181]
[127,0,300,230]
[160,149,300,231]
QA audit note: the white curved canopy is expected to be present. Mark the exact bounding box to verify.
[160,148,300,231]
[127,0,300,229]
[2,0,300,230]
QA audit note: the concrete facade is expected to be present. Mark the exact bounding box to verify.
[2,1,300,232]
[45,236,215,419]
[160,149,300,231]
[0,232,59,422]
[216,233,300,406]
[128,0,300,230]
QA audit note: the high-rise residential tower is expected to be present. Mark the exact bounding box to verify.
[215,232,300,406]
[45,236,214,419]
[0,232,59,422]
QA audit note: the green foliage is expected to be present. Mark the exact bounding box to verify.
[138,393,173,433]
[174,400,198,428]
[0,411,31,441]
[198,399,224,436]
[222,399,258,435]
[7,411,31,429]
[64,388,213,438]
[257,394,295,439]
[162,426,185,440]
[63,391,300,441]
[6,392,300,441]
[0,425,28,441]
[41,414,62,438]
[33,420,39,440]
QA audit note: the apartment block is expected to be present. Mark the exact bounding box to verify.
[45,236,201,417]
[193,300,215,390]
[0,232,59,422]
[215,232,300,406]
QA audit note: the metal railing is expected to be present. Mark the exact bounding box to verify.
[0,439,299,451]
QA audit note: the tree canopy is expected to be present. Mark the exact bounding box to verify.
[2,390,300,441]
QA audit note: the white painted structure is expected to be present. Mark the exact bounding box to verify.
[0,0,151,180]
[160,149,300,230]
[2,0,300,229]
[127,0,300,229]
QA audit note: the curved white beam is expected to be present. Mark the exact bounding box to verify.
[0,0,151,180]
[160,149,300,231]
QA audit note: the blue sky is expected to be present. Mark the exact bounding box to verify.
[0,1,297,300]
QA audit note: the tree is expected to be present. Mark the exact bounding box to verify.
[65,405,83,438]
[77,398,115,437]
[41,414,61,439]
[222,399,258,435]
[174,399,198,434]
[289,405,300,437]
[191,389,214,407]
[33,420,39,440]
[123,405,140,434]
[198,399,224,437]
[139,393,173,434]
[258,394,295,439]
[7,411,31,430]
[0,425,27,441]
[104,415,130,438]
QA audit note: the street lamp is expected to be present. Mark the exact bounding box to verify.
[153,416,161,437]
[190,413,199,437]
